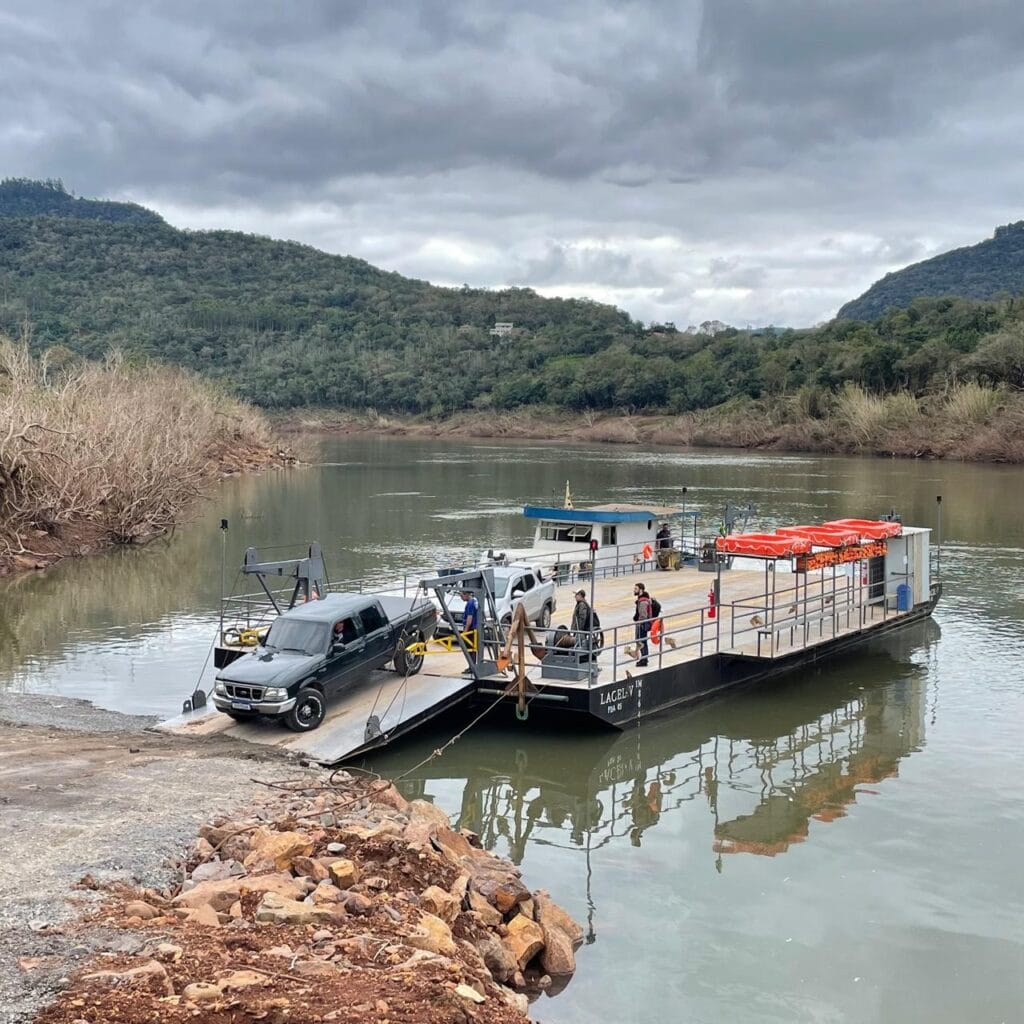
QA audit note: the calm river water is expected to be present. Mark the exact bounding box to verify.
[2,437,1022,1023]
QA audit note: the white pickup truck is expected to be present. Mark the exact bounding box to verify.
[440,564,557,630]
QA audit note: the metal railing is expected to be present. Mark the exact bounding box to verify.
[215,556,919,687]
[215,537,700,639]
[519,565,917,687]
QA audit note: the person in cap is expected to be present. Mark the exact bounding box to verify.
[656,522,672,549]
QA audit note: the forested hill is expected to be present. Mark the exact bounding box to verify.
[0,210,638,411]
[0,178,163,225]
[3,184,1024,414]
[839,221,1024,320]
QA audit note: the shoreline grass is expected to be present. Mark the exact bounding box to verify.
[277,384,1024,463]
[0,337,290,574]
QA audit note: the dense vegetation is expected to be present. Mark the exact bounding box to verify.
[839,221,1024,320]
[2,181,1024,419]
[0,335,278,573]
[0,178,162,225]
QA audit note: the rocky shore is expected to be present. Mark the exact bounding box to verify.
[33,769,582,1024]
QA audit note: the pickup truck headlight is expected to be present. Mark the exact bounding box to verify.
[263,687,286,701]
[214,681,227,695]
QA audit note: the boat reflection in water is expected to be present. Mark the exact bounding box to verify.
[391,620,939,879]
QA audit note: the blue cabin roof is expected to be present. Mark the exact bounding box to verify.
[524,504,696,524]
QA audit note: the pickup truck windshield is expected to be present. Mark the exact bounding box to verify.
[265,618,327,655]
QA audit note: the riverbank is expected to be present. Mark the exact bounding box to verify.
[1,696,581,1023]
[0,340,295,578]
[280,383,1024,463]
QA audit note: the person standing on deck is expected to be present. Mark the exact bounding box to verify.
[656,523,672,549]
[571,589,593,639]
[633,582,653,666]
[570,589,601,662]
[460,589,480,647]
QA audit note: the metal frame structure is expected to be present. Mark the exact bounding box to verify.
[419,567,503,679]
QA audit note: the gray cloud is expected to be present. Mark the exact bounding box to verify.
[2,0,1023,325]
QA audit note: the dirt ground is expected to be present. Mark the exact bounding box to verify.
[0,696,578,1024]
[0,695,296,1023]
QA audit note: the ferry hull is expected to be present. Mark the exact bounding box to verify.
[480,586,942,730]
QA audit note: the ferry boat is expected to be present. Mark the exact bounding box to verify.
[165,495,942,765]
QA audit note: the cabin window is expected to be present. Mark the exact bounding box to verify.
[521,573,535,590]
[539,520,592,544]
[601,526,617,546]
[359,604,386,634]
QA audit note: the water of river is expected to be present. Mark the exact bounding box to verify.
[2,437,1022,1022]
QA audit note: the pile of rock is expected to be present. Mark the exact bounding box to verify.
[39,771,583,1024]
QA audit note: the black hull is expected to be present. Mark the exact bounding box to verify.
[474,586,942,730]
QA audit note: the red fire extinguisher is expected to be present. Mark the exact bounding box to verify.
[708,587,717,619]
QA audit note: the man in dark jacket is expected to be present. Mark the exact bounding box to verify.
[571,589,602,661]
[571,589,593,636]
[633,582,653,666]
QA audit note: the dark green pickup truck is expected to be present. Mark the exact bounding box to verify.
[212,593,437,731]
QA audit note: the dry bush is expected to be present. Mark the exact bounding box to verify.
[649,416,696,446]
[583,416,641,444]
[882,391,919,426]
[0,338,276,559]
[942,382,1003,426]
[832,384,893,444]
[363,408,396,430]
[954,393,1024,462]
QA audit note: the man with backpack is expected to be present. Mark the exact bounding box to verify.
[632,582,661,667]
[569,589,603,660]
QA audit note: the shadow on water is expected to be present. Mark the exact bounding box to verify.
[367,619,939,892]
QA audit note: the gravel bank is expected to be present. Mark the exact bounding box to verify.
[0,694,293,1023]
[33,771,581,1023]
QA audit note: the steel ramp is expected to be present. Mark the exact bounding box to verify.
[157,669,476,763]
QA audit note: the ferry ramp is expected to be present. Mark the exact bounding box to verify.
[157,668,475,762]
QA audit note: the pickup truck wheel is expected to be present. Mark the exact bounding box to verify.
[536,604,552,628]
[284,688,326,732]
[395,632,424,676]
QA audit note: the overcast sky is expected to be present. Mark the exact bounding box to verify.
[3,1,1024,327]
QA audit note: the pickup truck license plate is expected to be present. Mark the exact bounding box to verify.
[231,700,252,711]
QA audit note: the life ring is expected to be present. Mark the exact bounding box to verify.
[650,618,663,645]
[642,543,653,560]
